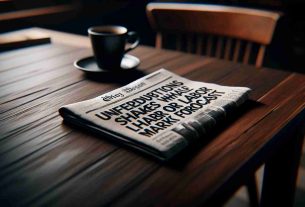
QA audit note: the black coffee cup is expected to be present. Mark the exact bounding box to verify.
[88,25,139,70]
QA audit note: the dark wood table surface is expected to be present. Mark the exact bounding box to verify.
[0,28,304,207]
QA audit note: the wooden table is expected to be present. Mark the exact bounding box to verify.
[0,28,304,207]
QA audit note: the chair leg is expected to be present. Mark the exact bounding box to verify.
[246,174,259,207]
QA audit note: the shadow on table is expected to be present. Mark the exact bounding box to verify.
[83,68,148,84]
[166,100,265,170]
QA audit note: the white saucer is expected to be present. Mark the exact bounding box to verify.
[74,54,140,72]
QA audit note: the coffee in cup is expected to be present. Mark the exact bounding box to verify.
[88,25,139,70]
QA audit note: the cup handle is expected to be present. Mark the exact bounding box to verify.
[125,31,140,53]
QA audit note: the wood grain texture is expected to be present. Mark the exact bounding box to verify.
[0,28,304,207]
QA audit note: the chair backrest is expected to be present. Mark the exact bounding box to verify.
[146,3,280,68]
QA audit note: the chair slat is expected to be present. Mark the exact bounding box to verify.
[196,35,203,55]
[243,42,252,64]
[186,35,192,53]
[156,32,162,49]
[255,45,266,68]
[224,38,232,60]
[206,35,213,56]
[233,40,241,62]
[216,36,223,58]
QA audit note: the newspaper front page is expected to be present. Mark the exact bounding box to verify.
[59,69,251,160]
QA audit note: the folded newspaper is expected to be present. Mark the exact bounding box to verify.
[59,69,251,160]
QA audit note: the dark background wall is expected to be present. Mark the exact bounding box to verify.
[1,0,304,73]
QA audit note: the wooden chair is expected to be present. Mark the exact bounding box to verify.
[146,3,281,206]
[146,3,280,68]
